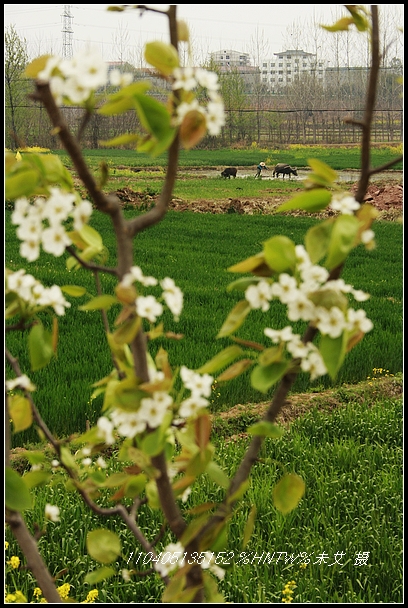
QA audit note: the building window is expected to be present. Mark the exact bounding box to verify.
[287,55,291,59]
[278,78,283,82]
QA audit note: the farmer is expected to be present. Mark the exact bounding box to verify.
[255,161,267,178]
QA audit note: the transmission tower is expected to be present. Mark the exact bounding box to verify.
[61,5,73,59]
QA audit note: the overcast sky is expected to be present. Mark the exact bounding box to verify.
[4,4,404,65]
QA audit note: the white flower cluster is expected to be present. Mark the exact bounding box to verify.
[119,266,184,323]
[172,67,225,136]
[36,49,132,105]
[245,245,373,381]
[178,365,214,419]
[5,374,36,392]
[95,366,214,444]
[11,189,93,262]
[6,269,71,316]
[154,541,225,580]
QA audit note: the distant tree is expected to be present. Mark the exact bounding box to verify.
[5,25,30,150]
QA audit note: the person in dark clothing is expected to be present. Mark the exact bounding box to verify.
[255,161,267,178]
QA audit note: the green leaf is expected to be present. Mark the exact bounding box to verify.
[6,169,39,200]
[124,474,147,499]
[217,300,251,338]
[321,16,355,32]
[134,94,172,140]
[60,285,87,297]
[319,333,347,380]
[308,288,348,312]
[228,252,271,276]
[5,467,32,512]
[276,189,332,213]
[263,235,296,273]
[226,277,259,293]
[112,316,141,346]
[273,473,305,515]
[8,395,33,433]
[247,421,284,438]
[325,214,360,270]
[59,446,77,470]
[216,358,254,382]
[87,529,122,564]
[28,323,54,371]
[79,295,118,311]
[251,361,289,394]
[144,41,179,76]
[100,133,140,147]
[242,505,257,549]
[307,158,338,184]
[197,345,244,374]
[22,470,51,489]
[304,219,334,264]
[140,427,166,457]
[78,224,103,249]
[205,461,230,489]
[84,566,116,585]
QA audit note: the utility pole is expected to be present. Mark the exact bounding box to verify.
[61,5,73,59]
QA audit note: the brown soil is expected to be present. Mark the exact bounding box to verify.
[113,180,403,221]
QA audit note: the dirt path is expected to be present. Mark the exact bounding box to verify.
[114,180,403,221]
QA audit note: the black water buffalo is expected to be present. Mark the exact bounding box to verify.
[273,163,298,179]
[221,167,237,179]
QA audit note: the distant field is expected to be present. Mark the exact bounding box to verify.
[52,144,403,172]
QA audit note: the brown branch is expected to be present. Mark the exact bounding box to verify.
[5,511,63,603]
[368,155,403,175]
[65,245,118,276]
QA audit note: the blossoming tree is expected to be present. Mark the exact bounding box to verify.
[5,4,402,603]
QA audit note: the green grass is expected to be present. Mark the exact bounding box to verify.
[52,145,403,172]
[6,382,403,603]
[5,209,403,446]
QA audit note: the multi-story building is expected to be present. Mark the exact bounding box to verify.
[260,50,326,93]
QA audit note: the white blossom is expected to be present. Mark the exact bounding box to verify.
[301,350,327,381]
[45,504,60,522]
[330,194,360,215]
[313,306,346,338]
[138,392,173,428]
[270,274,298,304]
[172,66,197,91]
[180,367,213,397]
[205,100,225,135]
[41,224,72,257]
[361,229,375,244]
[6,374,36,392]
[286,293,316,322]
[38,285,71,316]
[346,308,373,334]
[136,295,163,323]
[245,281,272,311]
[109,69,133,88]
[97,416,115,445]
[72,200,93,231]
[179,395,209,418]
[110,409,146,439]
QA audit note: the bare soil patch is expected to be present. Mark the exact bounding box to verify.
[114,180,403,221]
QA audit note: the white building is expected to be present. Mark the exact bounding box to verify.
[261,50,326,92]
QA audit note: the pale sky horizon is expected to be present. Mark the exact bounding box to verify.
[4,4,404,66]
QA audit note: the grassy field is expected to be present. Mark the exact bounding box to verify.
[53,144,404,172]
[6,376,403,603]
[5,208,403,446]
[5,145,403,603]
